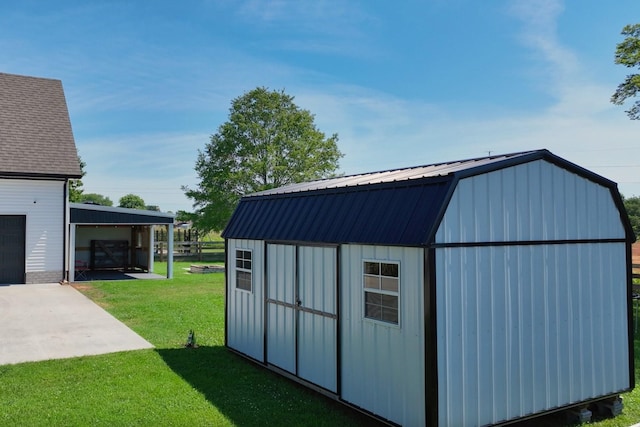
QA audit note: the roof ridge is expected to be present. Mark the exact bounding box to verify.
[248,149,547,197]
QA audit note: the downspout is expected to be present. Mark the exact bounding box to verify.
[62,179,69,282]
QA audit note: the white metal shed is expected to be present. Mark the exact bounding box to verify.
[222,149,635,426]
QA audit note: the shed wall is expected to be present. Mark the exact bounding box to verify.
[436,160,626,243]
[435,243,629,426]
[0,179,65,283]
[434,162,630,426]
[226,238,265,361]
[340,244,426,426]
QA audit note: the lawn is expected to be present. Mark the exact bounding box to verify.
[0,262,638,426]
[0,262,376,427]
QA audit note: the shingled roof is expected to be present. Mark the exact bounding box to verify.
[0,72,82,178]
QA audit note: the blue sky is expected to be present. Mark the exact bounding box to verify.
[1,0,640,213]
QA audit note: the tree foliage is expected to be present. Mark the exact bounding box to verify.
[119,194,146,210]
[611,24,640,119]
[69,155,86,202]
[80,193,113,206]
[623,195,640,238]
[184,87,343,232]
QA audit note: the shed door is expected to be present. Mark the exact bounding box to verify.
[266,244,338,393]
[0,215,26,284]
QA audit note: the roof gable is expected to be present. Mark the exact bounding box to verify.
[223,149,633,245]
[0,72,82,178]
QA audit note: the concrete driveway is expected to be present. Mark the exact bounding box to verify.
[0,283,153,365]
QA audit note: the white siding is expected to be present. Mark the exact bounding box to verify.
[436,160,626,244]
[436,243,629,426]
[226,239,264,361]
[341,244,425,427]
[0,179,65,282]
[297,245,337,392]
[434,161,630,426]
[266,244,296,373]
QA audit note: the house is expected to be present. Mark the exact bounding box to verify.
[0,72,82,285]
[222,149,635,426]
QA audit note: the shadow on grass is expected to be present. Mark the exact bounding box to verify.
[157,346,382,427]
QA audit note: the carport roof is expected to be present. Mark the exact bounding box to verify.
[70,203,174,225]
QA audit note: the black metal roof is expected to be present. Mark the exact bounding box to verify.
[222,149,634,246]
[70,203,174,225]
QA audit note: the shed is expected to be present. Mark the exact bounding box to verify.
[222,149,635,426]
[69,203,175,281]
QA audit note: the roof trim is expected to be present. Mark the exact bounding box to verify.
[0,171,81,180]
[70,203,174,225]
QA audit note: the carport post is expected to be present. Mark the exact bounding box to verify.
[68,224,77,282]
[148,226,155,273]
[167,223,174,279]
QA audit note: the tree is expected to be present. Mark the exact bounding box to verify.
[183,87,343,232]
[119,194,146,210]
[611,24,640,119]
[623,195,640,238]
[69,155,86,202]
[80,193,113,206]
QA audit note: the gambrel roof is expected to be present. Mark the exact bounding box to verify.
[0,72,82,179]
[223,149,634,246]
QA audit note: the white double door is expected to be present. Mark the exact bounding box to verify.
[266,244,337,393]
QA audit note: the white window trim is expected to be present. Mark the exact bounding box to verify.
[235,248,253,293]
[362,259,400,327]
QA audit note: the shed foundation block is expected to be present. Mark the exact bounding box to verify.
[565,407,592,424]
[593,396,623,417]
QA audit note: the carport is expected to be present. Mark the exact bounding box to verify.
[68,203,174,281]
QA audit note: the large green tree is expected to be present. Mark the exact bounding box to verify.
[611,24,640,119]
[184,87,343,232]
[119,194,146,210]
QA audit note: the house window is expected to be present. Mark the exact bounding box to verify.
[363,261,399,325]
[236,249,252,291]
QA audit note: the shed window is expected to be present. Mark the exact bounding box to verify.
[236,249,252,291]
[363,261,399,324]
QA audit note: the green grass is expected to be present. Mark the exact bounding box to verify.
[0,263,375,427]
[0,262,639,426]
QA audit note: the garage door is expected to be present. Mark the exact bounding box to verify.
[0,215,26,284]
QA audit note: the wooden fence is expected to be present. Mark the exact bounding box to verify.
[154,241,224,262]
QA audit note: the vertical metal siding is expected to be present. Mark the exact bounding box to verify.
[0,179,64,281]
[297,246,337,392]
[436,160,626,243]
[266,244,297,373]
[340,244,426,426]
[436,243,628,426]
[226,239,265,361]
[433,160,629,426]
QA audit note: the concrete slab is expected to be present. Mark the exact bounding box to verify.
[0,283,153,366]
